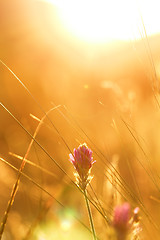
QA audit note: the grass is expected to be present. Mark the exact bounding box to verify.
[1,3,160,239]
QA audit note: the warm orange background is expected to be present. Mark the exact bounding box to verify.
[1,1,160,239]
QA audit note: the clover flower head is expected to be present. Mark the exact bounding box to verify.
[69,143,95,190]
[113,203,131,240]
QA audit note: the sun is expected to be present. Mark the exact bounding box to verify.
[46,0,160,43]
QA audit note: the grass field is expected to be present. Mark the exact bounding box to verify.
[1,1,160,239]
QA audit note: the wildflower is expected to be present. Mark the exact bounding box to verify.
[69,143,95,191]
[113,203,131,240]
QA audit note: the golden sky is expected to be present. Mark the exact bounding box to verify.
[43,0,160,43]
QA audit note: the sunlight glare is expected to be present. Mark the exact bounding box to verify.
[54,0,139,42]
[60,219,72,231]
[45,0,160,42]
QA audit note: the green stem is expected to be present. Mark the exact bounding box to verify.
[84,189,97,240]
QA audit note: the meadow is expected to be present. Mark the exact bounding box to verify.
[1,1,160,239]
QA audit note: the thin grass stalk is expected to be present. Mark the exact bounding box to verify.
[0,107,56,239]
[0,156,99,239]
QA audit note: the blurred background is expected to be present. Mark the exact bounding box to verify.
[1,0,160,239]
